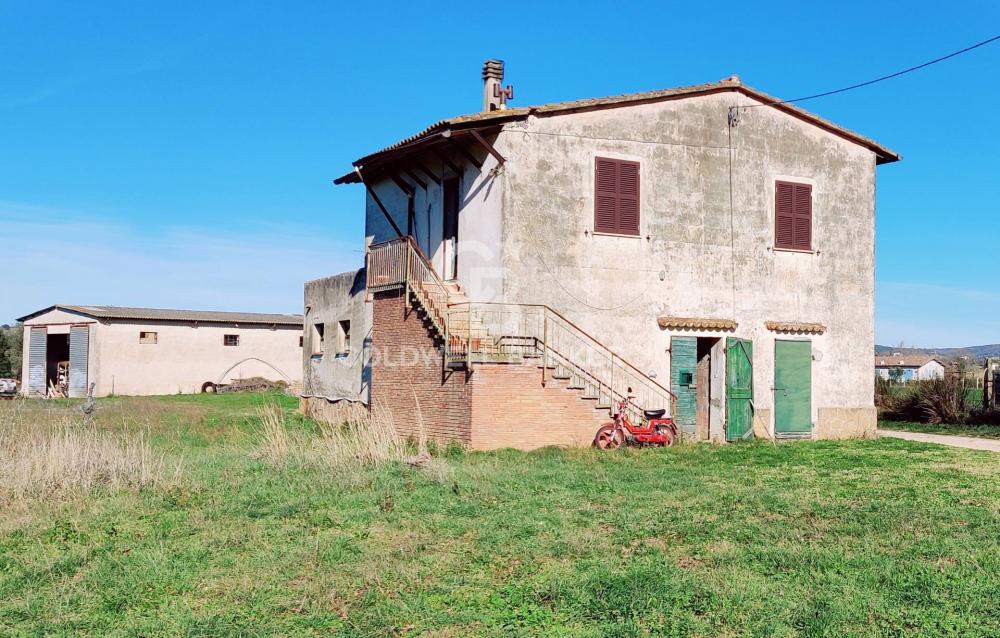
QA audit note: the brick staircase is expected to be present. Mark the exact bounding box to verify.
[368,236,676,425]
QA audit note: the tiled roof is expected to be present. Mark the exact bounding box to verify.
[766,321,827,334]
[874,354,941,368]
[657,316,738,331]
[336,77,900,183]
[18,305,303,326]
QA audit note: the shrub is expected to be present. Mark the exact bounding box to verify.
[913,376,973,424]
[874,375,895,410]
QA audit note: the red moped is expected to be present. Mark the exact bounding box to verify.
[593,387,677,449]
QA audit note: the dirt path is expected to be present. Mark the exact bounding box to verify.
[878,429,1000,453]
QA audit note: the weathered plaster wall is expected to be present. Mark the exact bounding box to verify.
[96,321,302,396]
[302,269,371,404]
[496,90,880,437]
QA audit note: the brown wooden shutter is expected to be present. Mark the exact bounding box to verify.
[775,181,811,250]
[792,183,812,250]
[595,158,618,234]
[618,160,640,235]
[594,157,640,235]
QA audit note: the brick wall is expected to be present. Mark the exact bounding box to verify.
[371,290,612,450]
[371,290,472,444]
[469,363,610,451]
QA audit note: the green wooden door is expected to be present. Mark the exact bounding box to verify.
[670,336,697,435]
[726,337,754,441]
[774,340,812,435]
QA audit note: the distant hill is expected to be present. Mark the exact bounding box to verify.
[875,344,1000,361]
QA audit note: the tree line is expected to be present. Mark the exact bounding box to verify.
[0,325,22,379]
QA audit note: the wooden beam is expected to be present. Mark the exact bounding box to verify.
[389,172,414,196]
[355,168,404,239]
[412,158,441,185]
[402,166,427,190]
[448,137,483,169]
[432,147,463,177]
[469,129,505,165]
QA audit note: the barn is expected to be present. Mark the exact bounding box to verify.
[18,305,303,397]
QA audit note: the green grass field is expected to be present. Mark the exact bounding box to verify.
[878,419,1000,440]
[3,393,1000,637]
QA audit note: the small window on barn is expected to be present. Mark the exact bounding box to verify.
[299,335,303,348]
[775,181,812,251]
[336,320,351,358]
[312,323,325,356]
[139,331,158,344]
[594,157,640,236]
[224,334,239,347]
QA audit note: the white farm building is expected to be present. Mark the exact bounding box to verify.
[18,305,303,397]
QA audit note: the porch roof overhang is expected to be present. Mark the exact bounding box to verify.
[333,123,507,185]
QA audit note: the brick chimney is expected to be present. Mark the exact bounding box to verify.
[482,59,505,112]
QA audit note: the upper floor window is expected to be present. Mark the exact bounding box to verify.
[594,157,640,236]
[775,181,812,251]
[224,334,239,347]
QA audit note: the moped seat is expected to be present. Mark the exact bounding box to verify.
[643,408,666,419]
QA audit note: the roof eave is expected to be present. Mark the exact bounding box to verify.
[16,304,98,323]
[334,80,901,183]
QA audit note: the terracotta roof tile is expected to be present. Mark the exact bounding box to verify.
[657,316,737,331]
[765,321,827,334]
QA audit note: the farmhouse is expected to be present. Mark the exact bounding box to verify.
[874,354,946,383]
[304,61,899,448]
[18,305,303,398]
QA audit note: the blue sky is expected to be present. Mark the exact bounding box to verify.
[1,1,998,347]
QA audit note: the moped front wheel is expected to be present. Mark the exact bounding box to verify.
[593,425,622,450]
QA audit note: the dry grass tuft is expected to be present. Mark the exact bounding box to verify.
[315,401,407,468]
[253,400,451,482]
[0,398,175,502]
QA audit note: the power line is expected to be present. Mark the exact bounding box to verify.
[744,34,1000,108]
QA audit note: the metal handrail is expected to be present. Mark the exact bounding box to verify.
[447,300,676,403]
[446,301,678,418]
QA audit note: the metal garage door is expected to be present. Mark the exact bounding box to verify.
[68,325,89,398]
[27,327,46,396]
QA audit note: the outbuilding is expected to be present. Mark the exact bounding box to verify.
[18,305,303,397]
[874,354,946,384]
